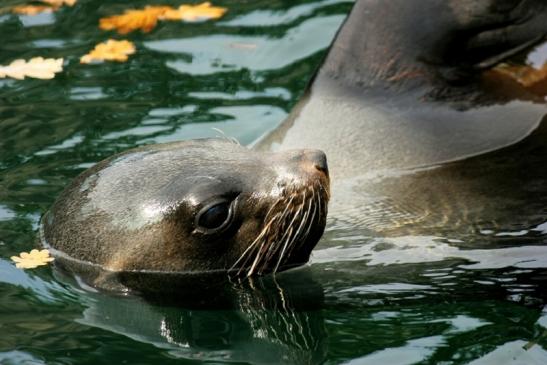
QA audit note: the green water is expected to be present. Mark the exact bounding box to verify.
[1,1,547,364]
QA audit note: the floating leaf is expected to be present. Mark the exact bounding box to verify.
[41,0,77,6]
[80,39,136,64]
[99,5,171,34]
[11,249,54,269]
[160,2,227,22]
[99,2,227,34]
[12,0,76,15]
[12,5,53,15]
[0,57,63,80]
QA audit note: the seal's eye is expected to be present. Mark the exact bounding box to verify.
[199,203,229,229]
[195,200,235,233]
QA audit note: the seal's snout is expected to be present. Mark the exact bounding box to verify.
[307,149,329,177]
[286,149,329,178]
[228,148,330,277]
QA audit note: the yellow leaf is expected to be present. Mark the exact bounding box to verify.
[0,57,63,80]
[80,39,136,64]
[99,6,172,34]
[99,3,227,34]
[11,249,54,270]
[160,2,227,22]
[12,5,54,15]
[41,0,77,6]
[12,0,76,15]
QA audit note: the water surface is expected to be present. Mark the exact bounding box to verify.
[1,1,547,364]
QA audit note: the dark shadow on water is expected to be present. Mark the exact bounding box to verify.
[53,267,328,365]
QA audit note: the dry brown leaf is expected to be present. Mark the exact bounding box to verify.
[160,2,227,22]
[99,6,171,34]
[12,0,76,15]
[80,39,136,64]
[0,57,63,80]
[11,249,54,269]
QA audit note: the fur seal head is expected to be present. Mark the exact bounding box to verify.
[41,139,329,279]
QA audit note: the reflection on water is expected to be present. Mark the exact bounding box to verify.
[151,105,287,145]
[1,0,547,364]
[144,15,345,75]
[220,0,350,27]
[74,270,327,364]
[314,234,547,268]
[18,12,56,27]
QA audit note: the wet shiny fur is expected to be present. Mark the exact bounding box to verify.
[42,139,329,280]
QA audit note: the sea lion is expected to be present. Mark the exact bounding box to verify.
[41,139,329,285]
[42,0,546,288]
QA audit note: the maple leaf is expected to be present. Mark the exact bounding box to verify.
[42,0,77,6]
[80,39,136,64]
[11,249,54,269]
[99,6,171,34]
[12,5,53,15]
[0,57,63,80]
[99,2,227,34]
[12,0,76,15]
[160,2,227,22]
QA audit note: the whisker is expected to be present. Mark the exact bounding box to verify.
[231,178,329,277]
[230,212,279,274]
[285,190,315,260]
[259,203,294,273]
[247,240,268,276]
[304,190,319,239]
[272,226,294,274]
[233,239,261,275]
[263,197,283,222]
[296,190,314,238]
[211,127,241,145]
[319,183,330,199]
[249,208,292,276]
[274,190,308,272]
[314,186,322,223]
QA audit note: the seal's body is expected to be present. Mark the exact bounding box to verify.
[256,0,547,234]
[258,0,547,176]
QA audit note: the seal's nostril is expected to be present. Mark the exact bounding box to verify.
[314,164,328,176]
[285,149,329,176]
[309,150,328,175]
